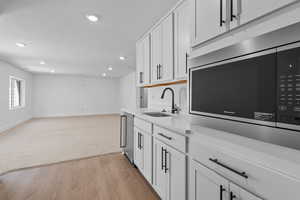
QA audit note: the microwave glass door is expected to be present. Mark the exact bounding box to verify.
[190,51,276,123]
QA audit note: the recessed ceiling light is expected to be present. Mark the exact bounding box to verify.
[40,61,46,65]
[16,42,26,47]
[108,67,113,71]
[50,69,55,73]
[102,73,107,77]
[86,15,99,22]
[120,56,126,60]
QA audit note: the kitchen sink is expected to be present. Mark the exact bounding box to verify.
[143,112,171,117]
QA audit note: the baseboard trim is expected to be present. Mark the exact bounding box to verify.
[0,117,32,134]
[33,112,120,119]
[0,151,122,177]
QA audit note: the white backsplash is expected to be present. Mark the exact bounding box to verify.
[148,83,188,114]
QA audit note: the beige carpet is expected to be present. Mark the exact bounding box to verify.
[0,114,121,175]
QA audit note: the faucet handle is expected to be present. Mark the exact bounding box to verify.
[173,104,181,114]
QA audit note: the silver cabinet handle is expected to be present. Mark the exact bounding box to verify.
[120,115,127,148]
[158,133,172,140]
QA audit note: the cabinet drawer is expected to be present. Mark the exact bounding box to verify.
[134,117,152,134]
[153,125,186,152]
[189,139,300,200]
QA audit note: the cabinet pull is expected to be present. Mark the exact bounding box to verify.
[161,147,165,170]
[140,133,143,149]
[158,64,160,79]
[164,149,168,173]
[156,65,159,80]
[139,72,143,84]
[230,0,236,21]
[138,133,142,149]
[230,192,237,200]
[185,53,189,74]
[220,185,226,200]
[219,0,226,26]
[209,158,248,179]
[120,115,127,148]
[138,133,140,149]
[158,64,162,79]
[158,133,172,140]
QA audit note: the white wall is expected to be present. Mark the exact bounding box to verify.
[148,83,188,113]
[0,60,33,133]
[119,72,137,111]
[33,75,120,118]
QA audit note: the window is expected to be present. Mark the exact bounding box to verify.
[9,76,25,110]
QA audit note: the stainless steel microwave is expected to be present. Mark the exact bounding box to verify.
[190,42,300,131]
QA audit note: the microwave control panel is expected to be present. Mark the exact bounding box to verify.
[277,45,300,126]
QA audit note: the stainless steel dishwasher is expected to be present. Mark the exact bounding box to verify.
[120,112,134,164]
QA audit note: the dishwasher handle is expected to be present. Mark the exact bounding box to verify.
[120,115,127,148]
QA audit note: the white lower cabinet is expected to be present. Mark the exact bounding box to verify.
[190,159,229,200]
[134,127,152,184]
[190,159,263,200]
[230,183,263,200]
[153,138,186,200]
[134,121,299,200]
[153,139,168,198]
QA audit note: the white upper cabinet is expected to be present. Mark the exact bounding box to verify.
[230,0,298,28]
[151,24,162,83]
[191,0,299,48]
[143,35,150,85]
[136,35,150,86]
[192,0,228,46]
[161,14,174,82]
[151,14,174,83]
[136,41,143,86]
[174,0,191,80]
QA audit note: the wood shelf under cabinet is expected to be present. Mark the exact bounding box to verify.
[142,79,187,88]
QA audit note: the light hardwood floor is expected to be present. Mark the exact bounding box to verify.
[0,114,121,175]
[0,153,160,200]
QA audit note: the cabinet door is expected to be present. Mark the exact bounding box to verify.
[230,183,263,200]
[230,0,297,28]
[166,145,186,200]
[174,0,191,80]
[153,139,168,199]
[151,25,162,83]
[134,128,144,171]
[142,132,152,184]
[142,35,151,85]
[192,0,227,46]
[136,41,144,86]
[161,14,174,82]
[190,160,229,200]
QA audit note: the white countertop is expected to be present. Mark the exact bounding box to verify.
[121,108,300,180]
